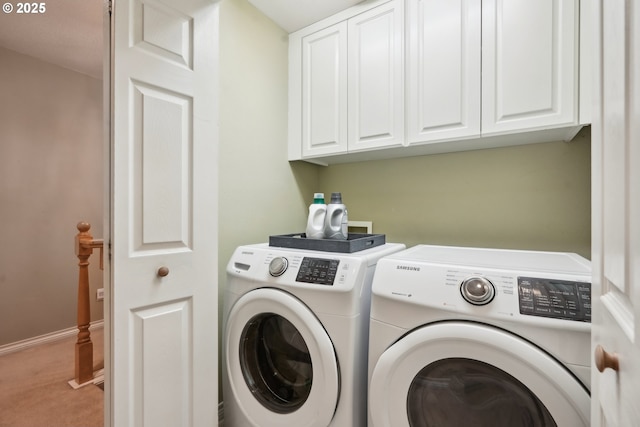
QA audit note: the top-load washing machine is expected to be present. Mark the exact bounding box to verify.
[223,242,405,427]
[368,245,592,427]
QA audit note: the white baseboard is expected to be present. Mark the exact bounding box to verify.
[0,320,104,357]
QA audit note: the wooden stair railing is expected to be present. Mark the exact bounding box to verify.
[74,221,104,385]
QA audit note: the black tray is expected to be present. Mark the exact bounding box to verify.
[269,233,385,253]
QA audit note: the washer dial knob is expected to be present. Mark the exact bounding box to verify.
[269,257,289,277]
[460,277,495,305]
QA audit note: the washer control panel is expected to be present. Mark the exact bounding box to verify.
[518,277,591,322]
[229,243,406,295]
[295,257,340,285]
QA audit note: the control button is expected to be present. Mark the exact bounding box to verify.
[268,257,288,277]
[460,277,495,306]
[534,306,552,315]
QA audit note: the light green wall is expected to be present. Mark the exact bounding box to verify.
[218,0,317,284]
[217,0,317,395]
[217,0,591,278]
[318,128,591,259]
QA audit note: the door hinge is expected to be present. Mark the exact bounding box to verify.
[108,0,112,16]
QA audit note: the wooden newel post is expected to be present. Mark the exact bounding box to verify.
[75,221,94,385]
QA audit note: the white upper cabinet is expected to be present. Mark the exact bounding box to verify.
[481,0,578,135]
[289,0,403,162]
[301,23,348,157]
[406,0,481,144]
[348,1,404,152]
[288,0,588,164]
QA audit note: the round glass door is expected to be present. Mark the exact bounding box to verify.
[240,313,313,413]
[369,322,589,427]
[225,288,339,427]
[406,358,556,426]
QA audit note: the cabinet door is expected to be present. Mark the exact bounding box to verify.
[482,0,577,135]
[348,1,404,152]
[301,23,348,157]
[406,0,481,145]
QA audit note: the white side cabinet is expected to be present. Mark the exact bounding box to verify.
[481,0,578,136]
[406,0,481,144]
[289,0,403,161]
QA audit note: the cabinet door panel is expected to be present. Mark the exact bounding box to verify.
[348,1,404,151]
[407,0,481,144]
[302,23,348,157]
[482,0,577,135]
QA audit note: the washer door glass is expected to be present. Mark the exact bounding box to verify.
[225,288,339,427]
[240,313,313,413]
[368,322,590,427]
[407,358,556,427]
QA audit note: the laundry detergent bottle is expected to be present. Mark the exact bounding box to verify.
[305,193,326,239]
[324,192,348,240]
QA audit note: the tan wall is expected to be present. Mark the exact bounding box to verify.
[0,47,104,346]
[318,128,591,259]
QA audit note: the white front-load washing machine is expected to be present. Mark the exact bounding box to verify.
[223,242,405,427]
[368,245,591,427]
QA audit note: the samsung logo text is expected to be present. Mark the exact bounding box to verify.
[396,265,420,272]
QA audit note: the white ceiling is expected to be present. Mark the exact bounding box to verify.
[0,0,103,79]
[247,0,362,33]
[0,0,358,79]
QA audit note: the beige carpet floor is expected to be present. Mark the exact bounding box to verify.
[0,329,104,427]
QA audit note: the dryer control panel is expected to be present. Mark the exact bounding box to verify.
[518,277,591,323]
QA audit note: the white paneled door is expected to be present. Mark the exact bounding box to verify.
[109,0,219,426]
[591,0,640,425]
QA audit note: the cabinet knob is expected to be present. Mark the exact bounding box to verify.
[595,345,619,372]
[157,266,170,277]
